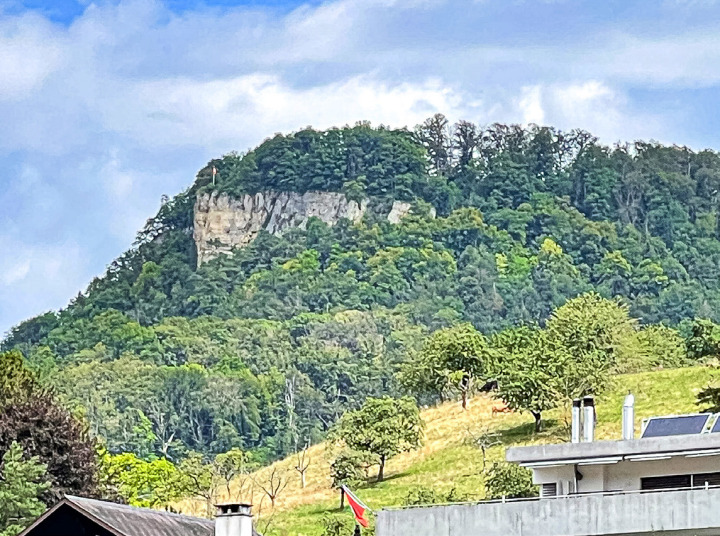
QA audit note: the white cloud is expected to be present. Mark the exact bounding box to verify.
[0,12,65,99]
[2,0,720,332]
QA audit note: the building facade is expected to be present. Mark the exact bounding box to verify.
[377,397,720,536]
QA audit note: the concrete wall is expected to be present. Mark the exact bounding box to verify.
[533,453,720,493]
[376,487,720,536]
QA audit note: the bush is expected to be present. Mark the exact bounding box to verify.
[403,486,470,506]
[321,514,354,536]
[484,462,537,500]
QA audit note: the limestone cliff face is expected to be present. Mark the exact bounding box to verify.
[194,191,431,265]
[194,191,366,264]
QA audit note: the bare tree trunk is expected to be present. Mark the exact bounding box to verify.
[377,456,386,482]
[532,411,542,432]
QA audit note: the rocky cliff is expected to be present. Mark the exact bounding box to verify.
[194,191,421,265]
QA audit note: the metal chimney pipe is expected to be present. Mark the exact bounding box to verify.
[622,393,635,440]
[582,396,595,442]
[571,398,583,443]
[215,504,253,536]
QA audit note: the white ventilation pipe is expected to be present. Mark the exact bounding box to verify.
[216,504,253,536]
[582,396,595,442]
[571,398,583,443]
[622,393,635,440]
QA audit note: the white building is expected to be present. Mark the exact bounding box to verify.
[377,395,720,536]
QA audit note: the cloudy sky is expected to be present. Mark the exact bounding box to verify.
[2,0,720,333]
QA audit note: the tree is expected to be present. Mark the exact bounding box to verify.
[697,385,720,413]
[177,449,253,514]
[417,323,493,409]
[293,444,311,489]
[545,293,636,399]
[492,326,561,432]
[484,462,537,500]
[463,425,501,470]
[98,451,183,508]
[254,467,288,508]
[0,442,50,536]
[329,449,374,508]
[331,397,423,482]
[416,113,451,175]
[0,352,97,501]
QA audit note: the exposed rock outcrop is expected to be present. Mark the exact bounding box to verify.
[194,191,365,264]
[194,191,432,265]
[386,201,413,224]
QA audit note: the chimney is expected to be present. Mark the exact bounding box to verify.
[622,393,635,440]
[582,396,595,442]
[571,398,583,443]
[215,504,253,536]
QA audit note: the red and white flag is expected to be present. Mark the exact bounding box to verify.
[342,485,370,528]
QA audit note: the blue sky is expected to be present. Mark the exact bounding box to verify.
[3,0,720,334]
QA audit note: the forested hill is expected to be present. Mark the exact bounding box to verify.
[5,115,720,464]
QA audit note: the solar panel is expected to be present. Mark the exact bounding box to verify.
[641,414,711,438]
[710,416,720,434]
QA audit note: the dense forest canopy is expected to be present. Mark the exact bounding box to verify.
[5,115,720,465]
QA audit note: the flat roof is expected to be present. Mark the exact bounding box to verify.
[506,432,720,467]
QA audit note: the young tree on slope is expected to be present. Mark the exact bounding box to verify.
[492,326,561,432]
[409,323,494,409]
[331,397,423,482]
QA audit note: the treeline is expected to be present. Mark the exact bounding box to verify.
[10,310,420,462]
[6,118,720,463]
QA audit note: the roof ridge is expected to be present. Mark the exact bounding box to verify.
[64,495,214,523]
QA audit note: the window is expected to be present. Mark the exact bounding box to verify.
[692,472,720,487]
[641,475,691,490]
[641,472,720,490]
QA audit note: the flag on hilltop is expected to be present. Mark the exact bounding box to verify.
[342,485,370,528]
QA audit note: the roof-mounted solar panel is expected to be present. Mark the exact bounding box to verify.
[710,415,720,434]
[641,414,711,438]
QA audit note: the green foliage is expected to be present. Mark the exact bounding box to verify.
[687,319,720,361]
[99,451,183,508]
[697,385,720,413]
[321,514,354,536]
[330,450,374,490]
[0,352,97,500]
[407,323,493,408]
[332,397,424,482]
[492,326,561,431]
[0,442,50,536]
[545,293,636,398]
[635,325,688,370]
[484,462,538,500]
[8,118,720,480]
[402,486,469,506]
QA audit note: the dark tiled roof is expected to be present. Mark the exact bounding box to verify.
[65,496,215,536]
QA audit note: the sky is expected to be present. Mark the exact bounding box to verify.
[3,0,720,334]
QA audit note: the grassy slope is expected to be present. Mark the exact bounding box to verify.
[180,366,720,535]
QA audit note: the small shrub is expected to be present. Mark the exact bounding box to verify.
[403,486,471,506]
[403,487,438,506]
[321,514,354,536]
[484,462,538,500]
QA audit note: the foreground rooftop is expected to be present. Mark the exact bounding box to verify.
[506,431,720,467]
[378,486,720,536]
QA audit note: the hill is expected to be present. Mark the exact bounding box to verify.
[5,116,720,468]
[180,365,718,536]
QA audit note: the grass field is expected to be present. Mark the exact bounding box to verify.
[178,365,720,535]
